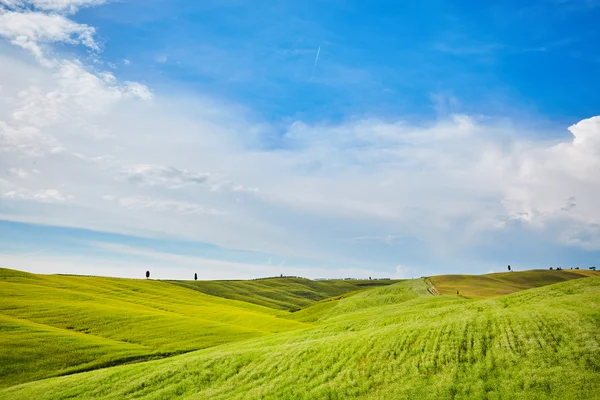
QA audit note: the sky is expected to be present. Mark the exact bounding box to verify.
[0,0,599,280]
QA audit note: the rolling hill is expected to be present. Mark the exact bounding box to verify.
[0,268,308,387]
[1,268,599,399]
[167,277,402,311]
[430,269,595,298]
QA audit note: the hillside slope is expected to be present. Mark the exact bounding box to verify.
[430,269,599,298]
[0,268,309,388]
[167,278,402,311]
[3,276,599,399]
[286,278,433,323]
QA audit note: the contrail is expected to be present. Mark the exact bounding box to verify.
[311,46,321,79]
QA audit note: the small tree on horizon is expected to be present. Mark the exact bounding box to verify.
[145,271,150,279]
[194,273,198,281]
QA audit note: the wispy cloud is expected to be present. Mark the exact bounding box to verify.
[3,188,73,202]
[433,42,504,56]
[102,195,227,216]
[0,0,108,13]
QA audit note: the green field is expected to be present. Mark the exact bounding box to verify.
[430,269,595,298]
[168,277,402,311]
[1,268,600,399]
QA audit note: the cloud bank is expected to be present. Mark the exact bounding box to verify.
[1,0,599,277]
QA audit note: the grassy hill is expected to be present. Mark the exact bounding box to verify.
[0,268,309,387]
[167,278,402,311]
[1,268,600,399]
[430,269,599,298]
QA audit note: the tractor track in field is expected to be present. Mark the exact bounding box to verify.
[425,278,440,296]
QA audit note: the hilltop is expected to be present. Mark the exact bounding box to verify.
[430,268,595,298]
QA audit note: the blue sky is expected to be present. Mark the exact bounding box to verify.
[73,0,599,122]
[0,0,599,279]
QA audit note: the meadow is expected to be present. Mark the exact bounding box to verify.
[168,277,401,311]
[1,267,599,399]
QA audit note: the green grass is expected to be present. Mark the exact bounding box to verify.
[167,278,402,311]
[430,269,600,298]
[0,268,309,387]
[1,269,600,399]
[0,314,150,386]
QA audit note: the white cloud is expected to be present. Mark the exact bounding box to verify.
[7,167,38,178]
[350,235,404,246]
[0,11,98,59]
[118,164,211,188]
[123,81,153,101]
[117,164,258,193]
[103,195,226,216]
[29,0,107,13]
[4,187,72,202]
[0,120,65,156]
[1,0,107,14]
[0,58,151,161]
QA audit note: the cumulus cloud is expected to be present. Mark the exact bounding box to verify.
[123,82,153,101]
[0,59,151,161]
[0,11,98,59]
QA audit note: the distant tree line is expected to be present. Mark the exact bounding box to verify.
[314,277,392,281]
[252,275,305,280]
[249,276,394,281]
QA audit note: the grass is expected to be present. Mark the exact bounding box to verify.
[0,268,309,387]
[430,269,600,298]
[0,313,150,386]
[1,269,600,399]
[167,278,402,311]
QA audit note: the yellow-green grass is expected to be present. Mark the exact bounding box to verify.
[0,314,151,387]
[286,278,430,323]
[2,276,599,399]
[0,268,310,387]
[430,269,600,299]
[167,278,402,311]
